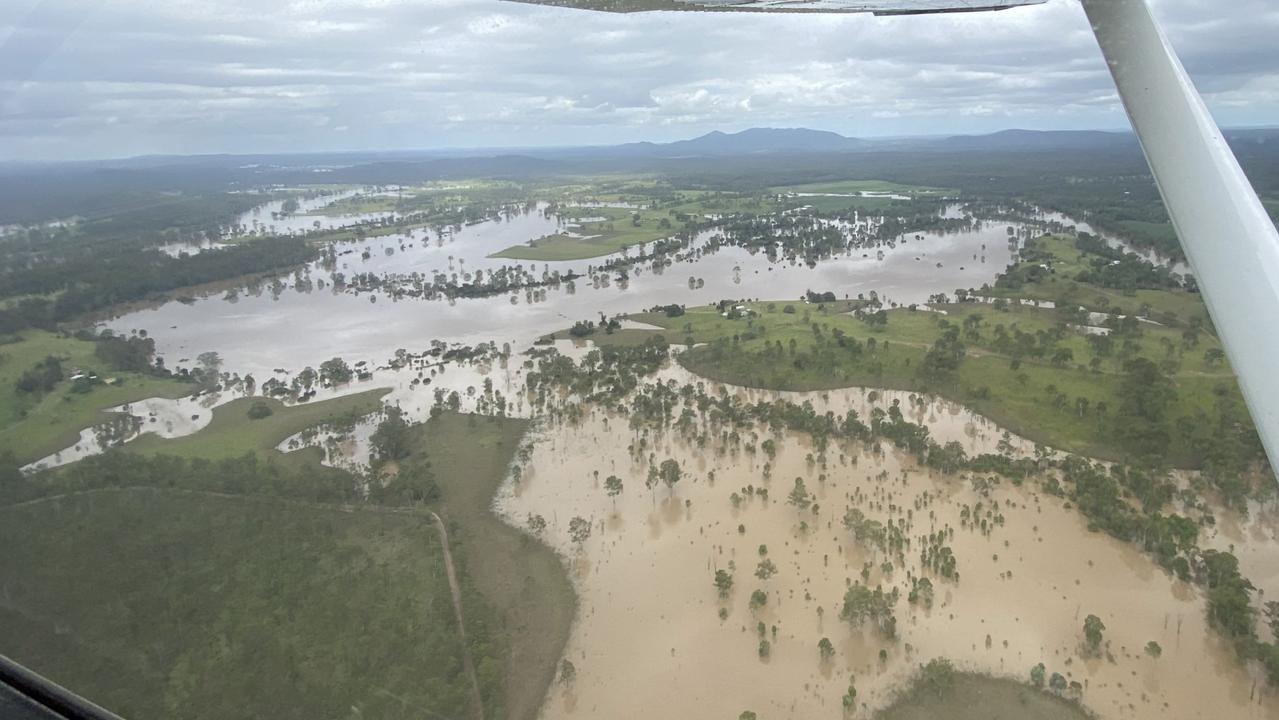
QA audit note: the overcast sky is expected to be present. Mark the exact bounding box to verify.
[1,0,1276,161]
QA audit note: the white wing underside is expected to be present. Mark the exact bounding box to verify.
[504,0,1046,15]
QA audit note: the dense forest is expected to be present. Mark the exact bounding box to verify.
[0,236,316,332]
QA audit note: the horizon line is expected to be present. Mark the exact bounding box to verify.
[6,123,1279,167]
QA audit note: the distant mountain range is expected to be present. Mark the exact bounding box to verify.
[4,125,1277,224]
[603,127,869,157]
[11,126,1278,172]
[535,126,1146,159]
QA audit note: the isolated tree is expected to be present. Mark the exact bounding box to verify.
[755,558,778,580]
[714,569,734,598]
[819,637,835,660]
[1030,663,1046,688]
[604,475,623,507]
[559,659,576,685]
[739,713,757,720]
[527,513,547,536]
[1049,672,1068,692]
[1145,641,1162,658]
[1083,614,1106,655]
[319,357,353,385]
[787,477,811,511]
[568,516,592,546]
[750,589,768,610]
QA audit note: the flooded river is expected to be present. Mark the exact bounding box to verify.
[106,202,1021,380]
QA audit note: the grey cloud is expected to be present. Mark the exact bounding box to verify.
[0,0,1275,160]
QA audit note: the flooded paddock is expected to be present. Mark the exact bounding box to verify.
[497,377,1279,720]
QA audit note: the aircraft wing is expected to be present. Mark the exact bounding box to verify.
[502,0,1047,15]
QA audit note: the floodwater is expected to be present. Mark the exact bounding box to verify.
[228,188,398,237]
[65,193,1175,471]
[1036,210,1191,276]
[497,371,1279,720]
[34,186,1276,717]
[104,204,1023,380]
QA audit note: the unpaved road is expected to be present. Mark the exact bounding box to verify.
[430,510,485,720]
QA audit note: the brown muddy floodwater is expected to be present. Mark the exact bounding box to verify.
[497,378,1279,720]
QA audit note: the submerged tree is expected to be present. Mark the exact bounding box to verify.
[1083,614,1106,655]
[1030,663,1046,688]
[568,516,592,546]
[755,558,778,580]
[750,589,768,610]
[841,674,858,712]
[787,477,811,511]
[604,475,624,508]
[659,458,682,495]
[319,357,353,385]
[714,569,734,599]
[841,585,897,639]
[908,577,934,609]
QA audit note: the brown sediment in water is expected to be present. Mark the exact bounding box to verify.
[496,379,1279,720]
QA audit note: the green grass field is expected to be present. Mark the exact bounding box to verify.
[0,489,491,720]
[604,288,1241,466]
[125,390,389,461]
[874,670,1091,720]
[491,206,686,261]
[406,412,574,720]
[0,331,190,463]
[982,235,1210,328]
